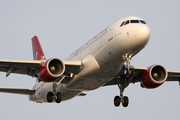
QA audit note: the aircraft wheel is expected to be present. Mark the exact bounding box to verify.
[122,96,129,107]
[114,96,120,107]
[47,92,54,103]
[55,92,62,103]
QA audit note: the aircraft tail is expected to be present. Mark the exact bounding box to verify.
[31,36,46,60]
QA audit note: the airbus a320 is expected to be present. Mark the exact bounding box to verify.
[0,16,179,107]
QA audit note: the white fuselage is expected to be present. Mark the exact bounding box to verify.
[30,16,150,102]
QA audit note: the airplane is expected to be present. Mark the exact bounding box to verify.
[0,16,180,107]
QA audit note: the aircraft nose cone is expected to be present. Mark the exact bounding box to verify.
[136,25,150,45]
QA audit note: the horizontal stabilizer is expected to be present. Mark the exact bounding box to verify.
[0,88,35,95]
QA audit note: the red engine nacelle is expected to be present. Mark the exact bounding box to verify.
[141,65,167,89]
[38,58,65,82]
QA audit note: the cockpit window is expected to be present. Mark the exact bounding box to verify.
[124,20,129,25]
[140,20,146,24]
[120,19,146,27]
[130,20,139,23]
[120,21,125,27]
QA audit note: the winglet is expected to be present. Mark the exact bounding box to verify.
[31,36,46,60]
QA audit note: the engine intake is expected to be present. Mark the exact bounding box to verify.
[38,58,65,82]
[141,65,167,89]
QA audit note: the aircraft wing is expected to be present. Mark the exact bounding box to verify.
[0,88,35,95]
[0,59,44,77]
[104,65,180,86]
[166,70,180,82]
[0,59,82,78]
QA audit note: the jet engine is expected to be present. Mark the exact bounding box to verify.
[141,65,167,89]
[38,58,65,82]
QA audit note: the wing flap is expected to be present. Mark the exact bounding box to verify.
[0,66,35,76]
[0,88,35,95]
[63,61,82,74]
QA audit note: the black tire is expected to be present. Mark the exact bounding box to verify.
[114,96,120,107]
[47,92,54,103]
[122,96,129,107]
[55,92,62,103]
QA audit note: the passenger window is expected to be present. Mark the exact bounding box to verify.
[120,21,125,27]
[124,20,129,25]
[140,20,146,24]
[130,20,139,23]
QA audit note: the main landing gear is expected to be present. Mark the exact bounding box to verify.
[47,75,66,103]
[47,91,62,103]
[114,77,129,107]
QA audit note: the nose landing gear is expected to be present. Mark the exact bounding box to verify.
[123,54,132,75]
[113,76,130,107]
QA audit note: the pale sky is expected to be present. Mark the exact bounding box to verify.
[0,0,180,120]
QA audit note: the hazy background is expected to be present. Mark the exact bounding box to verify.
[0,0,180,119]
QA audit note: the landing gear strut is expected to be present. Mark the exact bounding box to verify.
[123,54,132,75]
[113,77,129,107]
[47,75,65,103]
